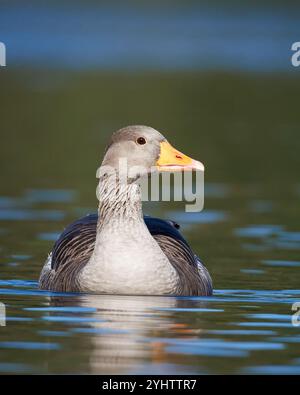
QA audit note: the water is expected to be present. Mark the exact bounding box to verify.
[0,181,299,374]
[0,1,299,71]
[1,0,300,376]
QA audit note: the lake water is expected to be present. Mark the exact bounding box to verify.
[0,178,300,374]
[1,0,300,375]
[0,1,299,71]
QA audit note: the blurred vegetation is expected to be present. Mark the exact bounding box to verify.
[0,70,299,201]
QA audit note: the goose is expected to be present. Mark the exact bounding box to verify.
[39,125,212,296]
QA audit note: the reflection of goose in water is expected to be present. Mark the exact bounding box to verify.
[40,126,212,296]
[50,294,208,374]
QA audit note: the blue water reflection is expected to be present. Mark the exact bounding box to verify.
[0,2,298,71]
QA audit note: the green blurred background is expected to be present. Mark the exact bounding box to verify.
[1,0,299,198]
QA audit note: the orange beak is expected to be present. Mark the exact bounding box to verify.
[156,141,204,172]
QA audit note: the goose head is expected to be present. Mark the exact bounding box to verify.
[100,125,204,181]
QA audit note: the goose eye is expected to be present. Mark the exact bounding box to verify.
[137,137,146,145]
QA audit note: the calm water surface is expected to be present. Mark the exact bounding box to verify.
[0,182,300,374]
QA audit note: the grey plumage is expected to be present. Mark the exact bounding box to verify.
[39,214,212,295]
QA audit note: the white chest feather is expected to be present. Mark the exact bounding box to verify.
[79,223,179,295]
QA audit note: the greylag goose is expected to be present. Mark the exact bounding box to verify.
[39,125,212,296]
